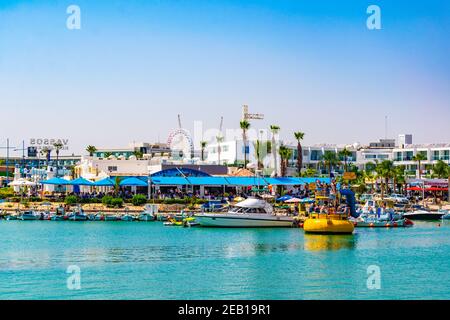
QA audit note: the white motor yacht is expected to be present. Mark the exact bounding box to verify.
[194,198,294,227]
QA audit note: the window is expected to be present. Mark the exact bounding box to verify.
[365,154,376,159]
[107,166,118,172]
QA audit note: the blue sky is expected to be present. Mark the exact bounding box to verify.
[0,0,449,155]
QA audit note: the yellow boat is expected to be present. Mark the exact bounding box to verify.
[303,213,354,234]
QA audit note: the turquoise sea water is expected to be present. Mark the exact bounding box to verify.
[0,220,449,300]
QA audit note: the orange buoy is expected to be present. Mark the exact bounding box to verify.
[369,223,374,227]
[393,222,398,227]
[385,223,391,227]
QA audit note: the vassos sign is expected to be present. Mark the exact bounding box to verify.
[29,138,69,150]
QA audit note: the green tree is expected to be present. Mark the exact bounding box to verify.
[433,160,449,178]
[322,151,340,178]
[376,160,396,198]
[270,125,280,176]
[278,144,292,177]
[86,145,97,157]
[240,120,251,168]
[253,140,271,170]
[133,150,144,159]
[41,147,51,168]
[294,131,305,176]
[412,153,427,179]
[200,141,207,162]
[53,142,63,177]
[104,152,113,158]
[339,148,352,172]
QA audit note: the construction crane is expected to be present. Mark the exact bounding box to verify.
[177,114,182,129]
[218,116,223,134]
[242,104,264,121]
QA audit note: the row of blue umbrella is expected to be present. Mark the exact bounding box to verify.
[40,177,148,187]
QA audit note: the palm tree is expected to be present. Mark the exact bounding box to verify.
[433,160,449,178]
[104,152,113,158]
[200,141,207,162]
[253,140,271,170]
[240,120,250,168]
[412,153,427,179]
[339,148,352,172]
[53,142,63,177]
[278,144,292,177]
[270,125,280,176]
[394,165,406,194]
[40,147,51,168]
[216,135,224,165]
[86,145,97,157]
[294,132,305,176]
[322,151,340,178]
[376,160,396,198]
[132,150,144,159]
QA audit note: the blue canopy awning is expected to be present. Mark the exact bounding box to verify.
[119,177,148,187]
[40,177,70,185]
[150,177,190,185]
[93,178,116,187]
[187,177,229,186]
[225,177,268,186]
[68,177,94,186]
[265,177,302,186]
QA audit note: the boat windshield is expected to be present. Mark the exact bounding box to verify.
[229,206,267,214]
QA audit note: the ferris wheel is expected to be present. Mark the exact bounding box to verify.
[166,115,194,159]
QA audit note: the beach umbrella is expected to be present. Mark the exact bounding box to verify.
[93,178,116,187]
[276,195,293,202]
[40,177,70,185]
[119,177,148,187]
[8,179,37,187]
[68,177,94,186]
[285,197,302,203]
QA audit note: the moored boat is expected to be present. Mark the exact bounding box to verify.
[403,209,444,221]
[194,198,294,228]
[18,211,41,221]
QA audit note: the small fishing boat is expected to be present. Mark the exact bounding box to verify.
[50,206,67,221]
[5,213,19,220]
[67,212,88,221]
[139,204,158,221]
[104,214,120,221]
[121,214,135,221]
[163,218,183,226]
[350,215,414,228]
[18,211,41,221]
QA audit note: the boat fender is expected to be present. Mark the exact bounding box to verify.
[393,222,398,227]
[353,222,357,226]
[299,223,304,228]
[369,223,374,227]
[385,223,391,227]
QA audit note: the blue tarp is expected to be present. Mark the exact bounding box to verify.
[68,177,94,186]
[40,177,70,185]
[120,177,148,187]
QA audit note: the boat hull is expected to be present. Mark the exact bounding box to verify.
[303,218,354,234]
[403,213,444,220]
[353,219,413,228]
[194,214,294,228]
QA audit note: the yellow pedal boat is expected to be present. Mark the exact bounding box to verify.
[303,213,354,234]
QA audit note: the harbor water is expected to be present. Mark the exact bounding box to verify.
[0,221,449,299]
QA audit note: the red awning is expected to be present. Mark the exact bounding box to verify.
[407,187,448,191]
